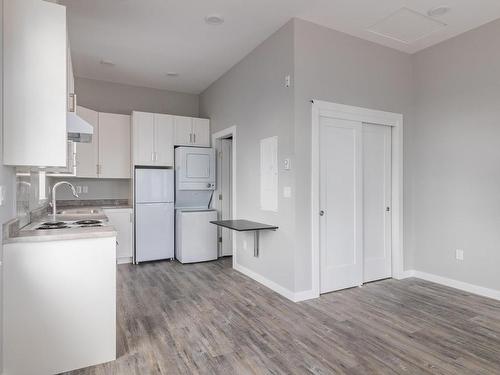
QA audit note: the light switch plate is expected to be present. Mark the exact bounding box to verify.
[283,186,292,198]
[456,249,464,261]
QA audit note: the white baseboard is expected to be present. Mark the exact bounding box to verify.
[117,257,133,265]
[399,269,416,279]
[233,263,318,302]
[401,269,500,301]
[293,289,320,302]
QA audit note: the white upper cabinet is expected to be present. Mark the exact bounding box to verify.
[192,118,210,146]
[76,106,99,178]
[3,0,67,167]
[173,116,193,146]
[75,106,131,179]
[132,112,155,166]
[132,112,174,167]
[174,116,210,147]
[154,114,174,167]
[98,113,131,178]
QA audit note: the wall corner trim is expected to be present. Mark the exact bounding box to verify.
[401,270,500,301]
[233,263,318,303]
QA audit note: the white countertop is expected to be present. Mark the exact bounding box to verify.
[4,207,118,244]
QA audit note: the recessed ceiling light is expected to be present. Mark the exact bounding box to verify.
[427,6,451,17]
[100,59,115,66]
[205,14,224,25]
[166,72,179,77]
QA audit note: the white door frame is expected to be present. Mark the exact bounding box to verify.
[212,126,237,267]
[311,100,404,297]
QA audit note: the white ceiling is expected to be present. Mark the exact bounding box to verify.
[61,0,500,94]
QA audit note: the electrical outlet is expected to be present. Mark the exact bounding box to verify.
[285,74,291,88]
[455,249,464,261]
[83,186,89,194]
[284,158,291,170]
[283,186,292,198]
[76,186,82,194]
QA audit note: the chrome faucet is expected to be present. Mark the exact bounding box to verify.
[51,181,79,220]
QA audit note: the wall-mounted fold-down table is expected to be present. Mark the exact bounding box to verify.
[210,220,278,257]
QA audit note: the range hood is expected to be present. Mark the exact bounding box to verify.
[67,111,93,143]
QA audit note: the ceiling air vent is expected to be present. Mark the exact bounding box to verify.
[367,7,446,44]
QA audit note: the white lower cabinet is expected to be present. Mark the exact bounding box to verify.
[3,237,116,374]
[105,208,133,263]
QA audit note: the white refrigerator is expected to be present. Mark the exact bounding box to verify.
[134,168,174,263]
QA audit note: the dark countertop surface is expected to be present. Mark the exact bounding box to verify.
[210,220,278,232]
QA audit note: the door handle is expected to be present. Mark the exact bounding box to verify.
[319,210,325,216]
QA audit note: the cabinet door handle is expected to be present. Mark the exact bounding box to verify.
[193,133,196,144]
[151,152,154,162]
[189,133,193,143]
[68,93,76,112]
[155,152,158,161]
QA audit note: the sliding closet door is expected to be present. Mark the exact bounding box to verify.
[319,118,393,294]
[319,117,363,293]
[363,124,392,282]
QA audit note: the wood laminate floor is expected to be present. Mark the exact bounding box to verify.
[63,257,500,375]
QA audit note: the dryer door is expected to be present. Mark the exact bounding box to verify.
[175,147,215,190]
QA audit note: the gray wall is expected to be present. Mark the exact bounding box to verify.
[75,77,199,116]
[0,1,17,370]
[200,21,296,291]
[412,19,500,290]
[292,19,415,292]
[200,19,415,294]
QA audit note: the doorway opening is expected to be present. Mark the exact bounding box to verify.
[212,127,237,260]
[311,101,403,297]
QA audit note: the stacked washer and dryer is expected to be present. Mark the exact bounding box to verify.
[174,147,218,263]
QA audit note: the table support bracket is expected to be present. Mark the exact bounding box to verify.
[253,231,260,257]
